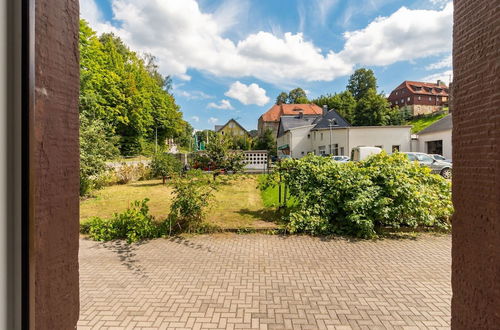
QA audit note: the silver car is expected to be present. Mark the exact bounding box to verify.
[331,155,350,162]
[429,154,452,164]
[403,152,452,179]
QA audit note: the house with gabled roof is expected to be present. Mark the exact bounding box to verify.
[388,80,449,116]
[214,118,251,138]
[258,103,324,138]
[276,107,412,158]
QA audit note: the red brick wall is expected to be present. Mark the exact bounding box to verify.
[452,0,500,328]
[31,0,80,328]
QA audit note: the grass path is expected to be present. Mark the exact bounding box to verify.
[80,175,279,230]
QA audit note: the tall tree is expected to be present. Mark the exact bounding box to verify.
[287,88,309,104]
[276,92,288,105]
[353,89,402,126]
[347,68,377,101]
[311,91,356,123]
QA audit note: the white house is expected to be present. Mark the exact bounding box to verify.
[276,108,412,158]
[415,114,452,159]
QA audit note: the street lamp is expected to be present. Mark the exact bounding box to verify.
[327,118,338,155]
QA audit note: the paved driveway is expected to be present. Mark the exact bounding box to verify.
[78,234,451,329]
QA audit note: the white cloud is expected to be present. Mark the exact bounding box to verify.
[225,81,270,106]
[426,54,452,70]
[177,90,214,100]
[208,117,219,124]
[83,0,453,86]
[80,0,119,34]
[207,99,234,110]
[340,3,453,66]
[190,116,200,123]
[422,70,453,84]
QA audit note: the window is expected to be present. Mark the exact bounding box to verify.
[375,145,383,149]
[407,153,417,161]
[401,99,404,103]
[320,133,323,140]
[426,140,443,155]
[301,151,304,155]
[418,96,421,100]
[392,145,400,152]
[416,153,434,164]
[340,147,344,156]
[407,97,411,102]
[318,146,326,155]
[333,144,339,156]
[229,122,234,128]
[395,101,398,105]
[307,134,310,139]
[429,96,432,101]
[395,91,398,95]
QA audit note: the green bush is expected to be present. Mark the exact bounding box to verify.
[81,199,162,243]
[266,153,452,238]
[150,153,182,183]
[167,170,215,234]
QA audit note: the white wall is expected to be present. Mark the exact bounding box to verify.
[417,129,452,159]
[311,128,348,156]
[289,126,313,158]
[348,126,412,155]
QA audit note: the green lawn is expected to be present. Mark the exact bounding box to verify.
[258,175,297,208]
[80,175,279,230]
[407,112,448,133]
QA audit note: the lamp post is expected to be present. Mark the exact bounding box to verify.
[328,119,334,155]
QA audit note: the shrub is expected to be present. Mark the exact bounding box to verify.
[115,163,138,184]
[150,153,183,184]
[166,170,215,234]
[81,199,162,243]
[266,152,452,238]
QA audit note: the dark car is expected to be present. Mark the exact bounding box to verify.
[403,152,452,179]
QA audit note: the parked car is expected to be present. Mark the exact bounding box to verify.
[331,155,350,162]
[403,152,452,179]
[351,146,382,161]
[429,154,452,164]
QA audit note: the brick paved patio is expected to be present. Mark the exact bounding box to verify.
[78,234,451,329]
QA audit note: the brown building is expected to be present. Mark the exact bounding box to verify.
[258,104,323,137]
[388,80,449,116]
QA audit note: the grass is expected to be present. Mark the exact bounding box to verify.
[258,175,297,208]
[406,112,448,133]
[80,175,280,230]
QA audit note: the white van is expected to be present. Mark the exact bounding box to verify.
[351,146,382,161]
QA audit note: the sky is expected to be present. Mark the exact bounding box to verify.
[80,0,453,131]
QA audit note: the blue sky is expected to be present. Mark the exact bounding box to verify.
[81,0,452,131]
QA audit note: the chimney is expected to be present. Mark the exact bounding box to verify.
[322,105,328,115]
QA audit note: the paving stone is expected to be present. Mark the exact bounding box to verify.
[78,234,451,329]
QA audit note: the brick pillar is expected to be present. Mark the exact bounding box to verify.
[30,0,80,328]
[452,0,500,328]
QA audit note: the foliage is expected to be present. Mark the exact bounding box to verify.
[79,19,191,156]
[275,88,309,104]
[347,68,377,101]
[81,199,162,243]
[253,129,277,156]
[80,115,120,196]
[167,170,215,234]
[197,135,246,173]
[265,153,453,238]
[406,112,448,133]
[150,153,182,183]
[311,91,356,124]
[353,88,403,126]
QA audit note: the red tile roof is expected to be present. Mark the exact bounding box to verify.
[260,104,323,122]
[392,81,449,96]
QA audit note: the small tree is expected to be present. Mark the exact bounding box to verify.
[150,153,182,184]
[254,129,277,156]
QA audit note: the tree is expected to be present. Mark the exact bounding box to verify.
[150,153,182,184]
[347,68,377,101]
[79,115,120,196]
[79,19,190,156]
[253,129,277,156]
[287,88,309,104]
[276,92,288,105]
[205,135,245,175]
[275,88,309,105]
[353,89,402,126]
[311,91,356,123]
